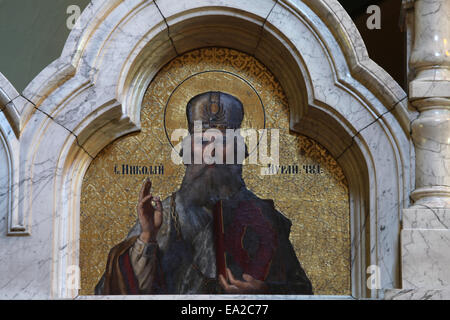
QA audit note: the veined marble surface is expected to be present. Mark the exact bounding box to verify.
[409,0,450,207]
[401,208,450,290]
[0,0,416,299]
[385,288,450,300]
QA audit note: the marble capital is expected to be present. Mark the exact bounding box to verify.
[409,0,450,83]
[409,0,450,98]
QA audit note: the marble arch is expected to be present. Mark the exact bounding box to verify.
[0,0,413,299]
[0,73,21,236]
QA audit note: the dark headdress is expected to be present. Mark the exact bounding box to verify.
[186,92,244,133]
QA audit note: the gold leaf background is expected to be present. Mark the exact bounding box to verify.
[80,47,351,295]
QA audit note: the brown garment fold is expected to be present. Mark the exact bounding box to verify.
[101,236,139,295]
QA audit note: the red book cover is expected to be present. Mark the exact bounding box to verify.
[213,199,278,282]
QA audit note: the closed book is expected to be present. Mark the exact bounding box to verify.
[213,199,278,282]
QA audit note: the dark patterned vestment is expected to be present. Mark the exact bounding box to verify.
[95,187,313,295]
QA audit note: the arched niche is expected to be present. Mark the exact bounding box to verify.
[0,73,22,236]
[79,47,352,296]
[9,0,413,299]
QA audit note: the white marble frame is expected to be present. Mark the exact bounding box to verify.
[0,74,23,236]
[0,0,414,299]
[0,120,12,233]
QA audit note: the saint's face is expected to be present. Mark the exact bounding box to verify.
[187,129,242,168]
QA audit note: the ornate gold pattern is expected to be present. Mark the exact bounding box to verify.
[80,48,350,296]
[165,71,265,146]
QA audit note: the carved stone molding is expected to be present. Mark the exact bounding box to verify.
[0,73,24,236]
[0,0,412,299]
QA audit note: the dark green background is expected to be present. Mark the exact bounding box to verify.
[0,0,89,92]
[0,0,404,93]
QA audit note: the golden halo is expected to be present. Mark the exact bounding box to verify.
[164,70,266,148]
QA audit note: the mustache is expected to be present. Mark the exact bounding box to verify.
[179,164,245,209]
[193,164,209,177]
[187,163,226,180]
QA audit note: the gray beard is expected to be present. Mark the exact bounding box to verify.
[178,164,245,207]
[176,164,245,241]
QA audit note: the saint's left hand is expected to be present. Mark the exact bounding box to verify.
[219,268,269,294]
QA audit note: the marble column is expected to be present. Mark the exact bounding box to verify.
[410,0,450,207]
[393,0,450,299]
